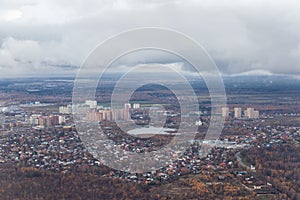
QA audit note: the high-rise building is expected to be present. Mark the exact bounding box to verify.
[59,116,65,124]
[38,116,46,126]
[85,100,97,109]
[47,115,59,126]
[245,108,259,119]
[96,112,104,121]
[253,110,259,118]
[124,103,131,109]
[102,110,112,121]
[246,108,254,118]
[133,103,140,109]
[124,103,131,121]
[221,107,229,118]
[87,110,103,121]
[59,105,72,114]
[29,114,40,125]
[37,115,59,126]
[234,107,242,118]
[112,109,124,121]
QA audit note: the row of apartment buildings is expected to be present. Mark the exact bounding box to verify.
[222,107,259,119]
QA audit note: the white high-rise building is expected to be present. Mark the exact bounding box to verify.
[133,103,140,109]
[59,105,72,114]
[221,107,229,117]
[124,103,131,109]
[29,114,40,125]
[234,107,242,118]
[253,110,259,118]
[85,100,97,109]
[59,116,65,124]
[245,108,259,119]
[124,103,131,121]
[245,108,254,118]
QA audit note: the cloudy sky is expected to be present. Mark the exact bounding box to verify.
[0,0,300,78]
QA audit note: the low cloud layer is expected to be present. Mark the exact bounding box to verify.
[0,0,300,77]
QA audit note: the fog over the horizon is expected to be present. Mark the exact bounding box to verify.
[0,0,300,78]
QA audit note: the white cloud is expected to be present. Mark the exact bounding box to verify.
[2,37,42,62]
[0,37,77,77]
[0,10,22,21]
[0,0,300,77]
